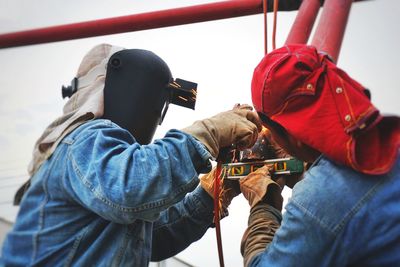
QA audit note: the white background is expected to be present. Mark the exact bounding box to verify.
[0,0,399,266]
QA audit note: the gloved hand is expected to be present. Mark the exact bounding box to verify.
[239,165,283,211]
[182,104,262,158]
[200,167,241,219]
[260,128,305,189]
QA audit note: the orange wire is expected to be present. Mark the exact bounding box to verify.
[263,0,268,54]
[214,162,224,267]
[272,0,279,50]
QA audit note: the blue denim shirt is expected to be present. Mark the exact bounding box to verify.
[0,119,214,266]
[250,155,400,267]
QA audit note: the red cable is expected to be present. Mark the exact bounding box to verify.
[214,161,225,267]
[263,0,268,54]
[272,0,279,50]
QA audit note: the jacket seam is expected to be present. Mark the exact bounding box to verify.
[289,198,336,237]
[291,174,387,237]
[31,150,62,264]
[61,119,115,146]
[181,130,213,164]
[63,225,91,267]
[332,177,386,234]
[113,227,131,267]
[152,186,212,231]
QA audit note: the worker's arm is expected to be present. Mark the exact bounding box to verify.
[238,166,283,266]
[150,167,241,260]
[150,185,214,261]
[64,119,212,223]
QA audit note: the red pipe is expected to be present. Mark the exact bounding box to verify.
[285,0,321,45]
[311,0,353,63]
[0,0,263,48]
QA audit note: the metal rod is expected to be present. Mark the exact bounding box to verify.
[0,0,267,48]
[285,0,321,45]
[311,0,354,63]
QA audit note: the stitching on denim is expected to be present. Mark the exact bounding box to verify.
[63,225,90,267]
[185,133,212,161]
[112,227,133,266]
[289,164,335,236]
[290,198,336,237]
[71,152,199,215]
[292,172,387,238]
[73,122,112,144]
[63,119,116,146]
[60,152,76,204]
[31,149,63,264]
[332,177,386,235]
[152,187,212,231]
[126,178,199,213]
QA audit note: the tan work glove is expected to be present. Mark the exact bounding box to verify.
[239,165,283,211]
[200,167,241,219]
[182,104,262,159]
[261,127,305,189]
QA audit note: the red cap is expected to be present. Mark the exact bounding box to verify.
[252,44,400,175]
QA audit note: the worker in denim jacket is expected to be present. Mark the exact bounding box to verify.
[0,44,261,266]
[239,45,400,266]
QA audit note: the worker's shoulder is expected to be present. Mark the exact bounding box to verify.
[74,118,118,133]
[62,119,131,144]
[288,155,399,234]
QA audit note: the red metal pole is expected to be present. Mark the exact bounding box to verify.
[0,0,263,48]
[311,0,353,63]
[285,0,321,45]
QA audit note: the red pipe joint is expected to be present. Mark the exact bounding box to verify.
[285,0,321,45]
[311,0,354,63]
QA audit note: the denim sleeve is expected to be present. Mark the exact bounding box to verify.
[249,199,338,267]
[64,122,212,223]
[150,186,214,261]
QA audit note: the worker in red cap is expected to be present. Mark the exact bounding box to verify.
[239,44,400,266]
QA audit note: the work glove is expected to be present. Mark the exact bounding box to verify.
[182,104,262,159]
[239,165,283,211]
[263,128,305,189]
[200,167,241,219]
[239,132,307,266]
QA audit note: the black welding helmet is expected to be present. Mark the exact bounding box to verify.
[102,49,197,144]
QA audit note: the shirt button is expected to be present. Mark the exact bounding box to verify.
[336,87,343,93]
[306,84,313,90]
[345,114,351,121]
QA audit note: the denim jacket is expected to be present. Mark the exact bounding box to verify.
[250,155,400,266]
[1,119,214,266]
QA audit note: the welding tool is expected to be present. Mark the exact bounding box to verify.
[222,127,304,180]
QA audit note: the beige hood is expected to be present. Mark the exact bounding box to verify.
[14,44,124,205]
[28,43,124,175]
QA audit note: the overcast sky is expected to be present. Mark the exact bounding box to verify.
[0,0,399,266]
